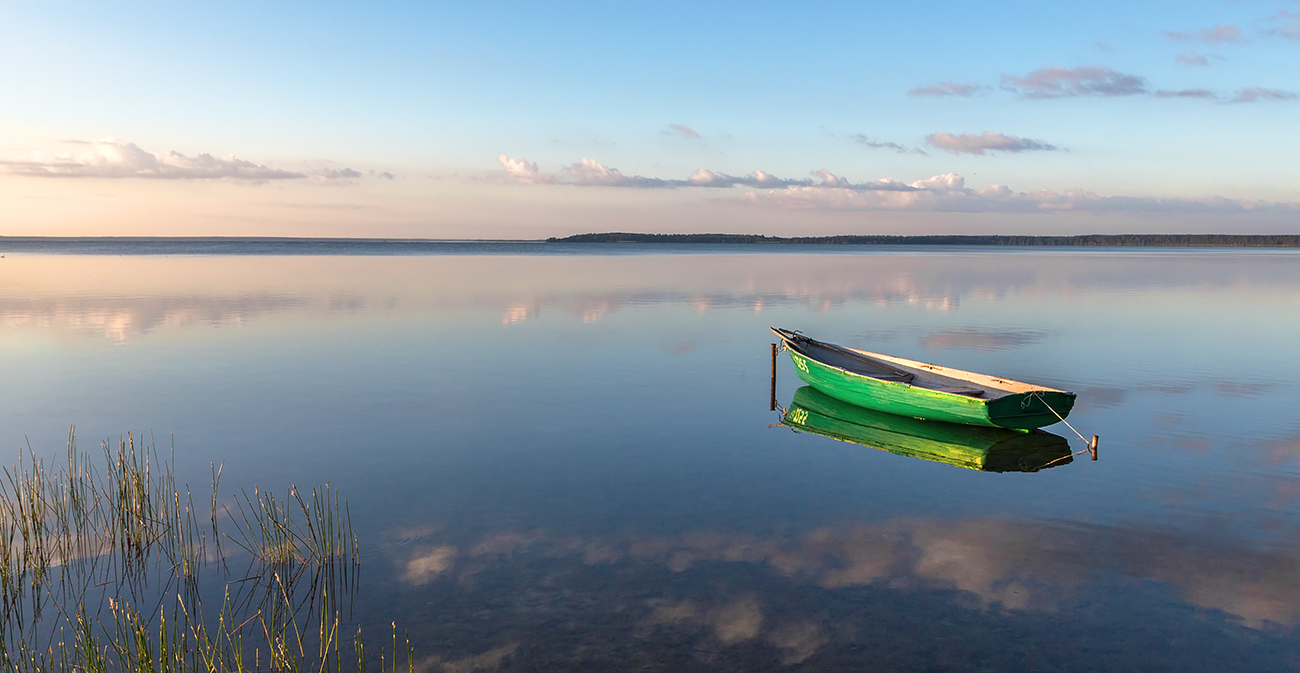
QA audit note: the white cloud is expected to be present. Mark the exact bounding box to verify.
[925,131,1057,155]
[310,167,363,186]
[1176,51,1213,67]
[927,62,1270,105]
[848,135,925,154]
[1154,88,1217,99]
[741,180,1300,214]
[1001,66,1149,98]
[497,154,550,184]
[1164,24,1247,45]
[687,168,797,188]
[909,173,966,192]
[812,169,849,188]
[1229,87,1298,103]
[667,124,701,139]
[0,138,306,181]
[497,156,1300,215]
[557,157,678,188]
[499,156,913,191]
[1269,11,1300,42]
[694,168,833,189]
[908,81,984,97]
[561,156,636,186]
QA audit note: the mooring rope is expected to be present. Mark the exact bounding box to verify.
[1026,391,1097,459]
[1025,391,1087,443]
[1037,446,1094,469]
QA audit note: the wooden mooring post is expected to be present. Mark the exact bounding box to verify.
[770,343,778,411]
[1090,435,1099,461]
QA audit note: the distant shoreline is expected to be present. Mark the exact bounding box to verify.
[2,233,1300,252]
[547,233,1300,247]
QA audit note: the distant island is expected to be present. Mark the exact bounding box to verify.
[548,233,1300,247]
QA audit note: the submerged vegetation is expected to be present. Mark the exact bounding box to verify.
[0,430,407,672]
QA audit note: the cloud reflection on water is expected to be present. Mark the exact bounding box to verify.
[6,251,1299,342]
[413,643,518,673]
[395,516,1300,630]
[0,294,311,340]
[405,545,458,585]
[919,328,1048,352]
[646,596,765,644]
[1263,429,1300,467]
[6,248,1300,667]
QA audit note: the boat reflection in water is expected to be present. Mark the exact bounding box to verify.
[782,386,1073,472]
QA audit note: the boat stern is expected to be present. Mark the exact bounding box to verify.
[987,391,1077,430]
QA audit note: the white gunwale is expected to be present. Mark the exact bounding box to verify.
[842,346,1069,396]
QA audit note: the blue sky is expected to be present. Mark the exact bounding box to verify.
[1,1,1297,237]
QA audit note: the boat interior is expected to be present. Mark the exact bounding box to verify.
[774,328,1017,398]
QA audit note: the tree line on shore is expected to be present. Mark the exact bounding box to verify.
[547,233,1300,247]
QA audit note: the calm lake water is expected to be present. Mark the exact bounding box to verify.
[3,244,1300,671]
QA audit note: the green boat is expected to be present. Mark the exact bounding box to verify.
[783,386,1073,472]
[772,327,1076,430]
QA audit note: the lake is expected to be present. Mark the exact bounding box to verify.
[3,244,1299,671]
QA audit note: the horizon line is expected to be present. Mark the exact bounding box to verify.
[3,232,1300,242]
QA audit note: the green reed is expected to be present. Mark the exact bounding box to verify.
[0,429,406,673]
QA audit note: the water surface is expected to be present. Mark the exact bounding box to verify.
[2,245,1299,671]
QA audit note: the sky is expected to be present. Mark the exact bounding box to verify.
[1,0,1297,238]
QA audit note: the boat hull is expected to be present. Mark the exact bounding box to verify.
[785,347,1075,430]
[784,387,1072,472]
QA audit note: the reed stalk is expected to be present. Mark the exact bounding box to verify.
[0,429,399,672]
